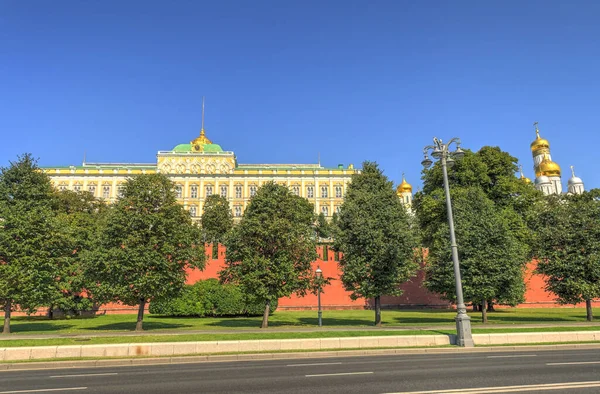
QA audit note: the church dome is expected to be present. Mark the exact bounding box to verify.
[530,124,550,153]
[538,156,561,177]
[520,174,532,184]
[396,175,412,194]
[568,166,584,187]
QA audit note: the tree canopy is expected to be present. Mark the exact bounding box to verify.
[414,147,537,322]
[50,189,106,318]
[0,154,61,334]
[532,190,600,321]
[84,174,205,331]
[335,161,418,326]
[201,194,233,244]
[220,182,318,328]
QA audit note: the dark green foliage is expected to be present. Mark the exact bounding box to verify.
[49,190,106,318]
[532,190,600,321]
[335,162,418,326]
[221,182,317,328]
[149,279,277,317]
[201,195,233,244]
[0,154,62,333]
[83,174,206,330]
[315,212,331,239]
[415,147,538,321]
[424,187,527,307]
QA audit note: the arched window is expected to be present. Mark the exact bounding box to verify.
[234,205,242,217]
[321,186,328,198]
[205,185,213,197]
[175,185,183,198]
[102,186,111,199]
[249,185,257,197]
[220,185,228,198]
[335,186,342,198]
[307,186,314,198]
[189,206,197,217]
[321,206,329,216]
[235,185,243,198]
[190,185,198,198]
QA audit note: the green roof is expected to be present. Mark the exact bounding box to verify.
[172,143,224,153]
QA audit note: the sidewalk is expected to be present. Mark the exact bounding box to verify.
[1,329,599,363]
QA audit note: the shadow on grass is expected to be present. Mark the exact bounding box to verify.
[10,322,73,333]
[84,321,193,332]
[297,317,376,327]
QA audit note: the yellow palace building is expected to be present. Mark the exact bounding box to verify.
[42,124,367,220]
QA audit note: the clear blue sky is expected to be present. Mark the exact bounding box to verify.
[1,1,599,190]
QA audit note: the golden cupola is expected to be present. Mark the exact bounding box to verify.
[538,155,561,177]
[530,123,550,153]
[396,174,413,194]
[519,165,532,184]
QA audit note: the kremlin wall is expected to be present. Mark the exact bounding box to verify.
[93,243,598,315]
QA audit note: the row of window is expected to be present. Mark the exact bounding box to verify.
[58,184,345,200]
[58,184,121,199]
[179,185,344,199]
[188,204,341,218]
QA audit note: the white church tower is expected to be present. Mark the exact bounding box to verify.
[530,122,584,196]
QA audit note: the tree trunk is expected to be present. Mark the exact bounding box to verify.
[374,296,382,327]
[261,300,271,329]
[481,299,488,324]
[135,298,146,332]
[3,300,11,335]
[586,298,593,322]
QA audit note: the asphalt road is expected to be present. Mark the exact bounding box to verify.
[2,348,600,393]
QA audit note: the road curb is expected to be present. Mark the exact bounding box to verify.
[1,342,600,371]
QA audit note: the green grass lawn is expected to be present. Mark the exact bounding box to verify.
[1,326,600,348]
[4,308,600,335]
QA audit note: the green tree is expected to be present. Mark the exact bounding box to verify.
[532,190,600,321]
[50,190,106,318]
[335,162,418,326]
[315,212,331,240]
[220,182,318,328]
[415,147,537,321]
[201,194,233,244]
[84,174,205,331]
[423,187,528,323]
[0,154,61,334]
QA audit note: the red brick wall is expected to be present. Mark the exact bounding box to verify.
[14,245,600,316]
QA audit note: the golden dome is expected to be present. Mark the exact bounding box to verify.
[530,124,550,152]
[520,173,532,184]
[396,174,412,194]
[538,156,561,177]
[519,165,532,184]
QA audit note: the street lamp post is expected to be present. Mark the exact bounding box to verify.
[422,137,474,347]
[316,267,323,327]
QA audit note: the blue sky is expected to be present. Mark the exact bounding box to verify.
[1,1,599,190]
